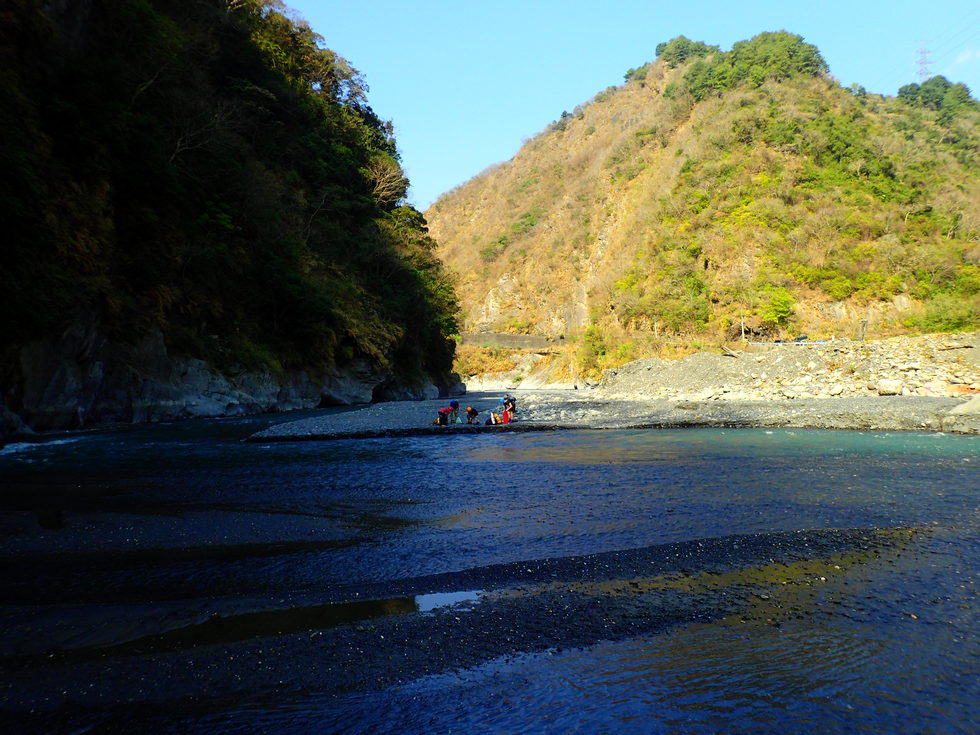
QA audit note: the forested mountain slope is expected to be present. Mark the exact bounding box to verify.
[427,33,979,378]
[1,0,458,431]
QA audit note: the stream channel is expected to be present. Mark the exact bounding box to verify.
[0,409,977,734]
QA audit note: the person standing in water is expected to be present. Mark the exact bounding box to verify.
[502,394,517,422]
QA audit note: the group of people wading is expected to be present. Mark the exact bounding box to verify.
[433,395,517,426]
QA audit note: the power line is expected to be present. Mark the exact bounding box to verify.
[912,10,980,76]
[929,16,980,51]
[932,28,980,65]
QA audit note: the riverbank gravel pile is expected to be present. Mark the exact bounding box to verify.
[251,333,979,440]
[518,393,972,433]
[250,392,531,441]
[253,391,977,441]
[597,332,979,402]
[532,332,978,434]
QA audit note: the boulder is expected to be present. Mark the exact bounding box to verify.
[371,380,440,402]
[876,379,903,396]
[319,359,387,405]
[5,323,445,434]
[948,395,980,416]
[0,405,33,442]
[941,395,980,434]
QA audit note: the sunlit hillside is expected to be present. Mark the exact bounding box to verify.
[427,33,979,378]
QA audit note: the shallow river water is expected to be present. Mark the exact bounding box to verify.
[0,410,977,734]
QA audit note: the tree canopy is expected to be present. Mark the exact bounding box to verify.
[0,0,458,382]
[898,76,976,124]
[655,36,719,68]
[679,31,828,100]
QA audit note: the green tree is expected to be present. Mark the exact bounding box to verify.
[944,82,974,109]
[939,82,975,124]
[897,82,920,103]
[683,31,827,100]
[624,65,649,82]
[656,36,719,67]
[759,284,796,325]
[0,0,459,387]
[896,76,975,124]
[918,75,952,109]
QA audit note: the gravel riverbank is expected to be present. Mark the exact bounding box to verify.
[249,333,980,440]
[596,332,979,402]
[249,391,978,440]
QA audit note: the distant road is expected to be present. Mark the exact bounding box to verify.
[459,332,561,350]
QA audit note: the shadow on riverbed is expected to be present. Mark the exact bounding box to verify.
[1,527,920,690]
[9,517,974,735]
[245,421,580,442]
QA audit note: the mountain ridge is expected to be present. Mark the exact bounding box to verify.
[427,32,979,379]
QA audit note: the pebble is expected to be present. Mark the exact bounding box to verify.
[251,334,979,440]
[596,333,978,404]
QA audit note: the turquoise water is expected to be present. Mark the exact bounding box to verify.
[0,416,977,733]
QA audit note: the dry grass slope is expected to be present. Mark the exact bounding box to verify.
[427,41,980,380]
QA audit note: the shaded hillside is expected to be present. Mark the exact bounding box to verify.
[427,32,979,378]
[0,0,458,400]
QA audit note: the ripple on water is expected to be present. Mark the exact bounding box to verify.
[261,618,969,735]
[2,426,977,735]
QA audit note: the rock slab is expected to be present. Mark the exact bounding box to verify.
[2,324,448,437]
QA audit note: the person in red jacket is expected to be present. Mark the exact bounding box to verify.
[433,400,460,425]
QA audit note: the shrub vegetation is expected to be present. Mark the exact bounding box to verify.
[427,31,979,380]
[0,0,459,382]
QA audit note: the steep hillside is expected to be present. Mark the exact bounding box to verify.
[427,32,979,379]
[1,0,459,431]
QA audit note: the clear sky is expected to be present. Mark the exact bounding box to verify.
[285,0,980,210]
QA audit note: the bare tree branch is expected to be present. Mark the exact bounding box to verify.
[365,155,407,206]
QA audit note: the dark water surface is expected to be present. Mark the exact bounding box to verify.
[0,411,977,734]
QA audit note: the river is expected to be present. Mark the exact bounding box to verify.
[0,410,977,734]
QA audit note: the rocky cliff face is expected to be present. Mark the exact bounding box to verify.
[2,1,463,442]
[1,325,459,440]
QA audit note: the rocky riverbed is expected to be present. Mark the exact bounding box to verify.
[251,333,980,440]
[597,332,979,402]
[250,391,978,440]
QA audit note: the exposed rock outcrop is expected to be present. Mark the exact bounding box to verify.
[2,325,446,438]
[942,394,980,434]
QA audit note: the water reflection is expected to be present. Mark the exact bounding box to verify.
[466,427,980,464]
[20,587,486,666]
[0,424,976,735]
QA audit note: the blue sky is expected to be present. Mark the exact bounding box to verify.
[286,1,980,210]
